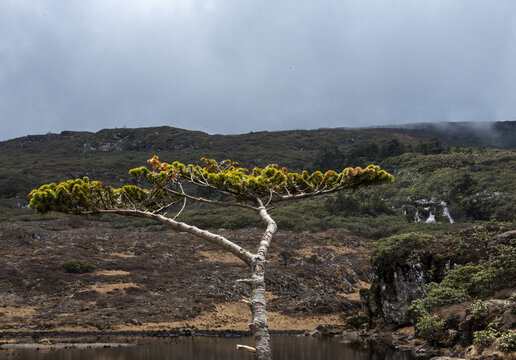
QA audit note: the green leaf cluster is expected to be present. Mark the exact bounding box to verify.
[28,156,393,215]
[28,177,178,215]
[414,314,446,345]
[473,328,500,347]
[132,156,393,202]
[498,330,516,352]
[418,264,500,311]
[422,282,472,309]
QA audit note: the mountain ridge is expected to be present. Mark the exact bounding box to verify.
[4,121,515,149]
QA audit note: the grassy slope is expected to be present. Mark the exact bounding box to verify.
[0,122,515,235]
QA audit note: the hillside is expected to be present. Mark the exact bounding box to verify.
[1,121,515,231]
[0,122,515,357]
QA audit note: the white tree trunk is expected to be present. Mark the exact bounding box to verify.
[98,207,277,359]
[250,262,270,359]
[97,209,255,264]
[249,202,277,360]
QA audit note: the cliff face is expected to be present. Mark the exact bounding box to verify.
[366,263,427,325]
[361,228,516,357]
[361,232,453,326]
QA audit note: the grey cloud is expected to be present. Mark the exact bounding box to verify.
[1,0,515,141]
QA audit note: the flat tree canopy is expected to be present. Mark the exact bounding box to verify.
[29,157,393,360]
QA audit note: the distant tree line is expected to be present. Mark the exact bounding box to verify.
[314,137,446,171]
[325,193,393,217]
[448,173,514,222]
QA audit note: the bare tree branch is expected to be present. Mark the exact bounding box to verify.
[172,197,187,220]
[79,209,257,266]
[165,188,258,211]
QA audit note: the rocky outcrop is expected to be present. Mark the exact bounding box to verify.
[361,227,516,358]
[361,233,455,325]
[362,263,426,325]
[458,300,516,347]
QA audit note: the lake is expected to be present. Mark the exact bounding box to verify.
[0,335,418,359]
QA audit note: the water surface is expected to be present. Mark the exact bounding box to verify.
[0,336,417,360]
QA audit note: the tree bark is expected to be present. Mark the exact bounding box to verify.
[250,257,270,360]
[249,201,278,360]
[95,209,255,265]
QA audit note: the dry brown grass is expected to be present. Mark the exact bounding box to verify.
[87,282,139,294]
[107,252,136,258]
[294,245,368,257]
[197,250,242,264]
[0,305,36,318]
[111,301,343,332]
[96,270,131,276]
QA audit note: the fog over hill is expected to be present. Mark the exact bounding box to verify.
[4,121,516,149]
[3,1,516,143]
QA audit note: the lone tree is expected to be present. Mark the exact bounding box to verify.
[29,156,393,360]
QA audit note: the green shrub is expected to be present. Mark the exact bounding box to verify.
[371,232,437,267]
[408,299,428,323]
[470,300,489,318]
[421,263,499,310]
[278,251,293,269]
[497,330,516,352]
[61,260,96,274]
[489,241,516,277]
[422,283,471,310]
[473,328,500,347]
[307,254,322,271]
[450,228,493,256]
[415,314,446,345]
[440,264,499,297]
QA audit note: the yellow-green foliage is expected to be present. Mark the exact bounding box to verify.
[422,283,471,309]
[132,156,394,202]
[28,176,177,214]
[28,156,393,215]
[29,178,107,214]
[415,314,446,345]
[409,300,447,345]
[439,264,500,296]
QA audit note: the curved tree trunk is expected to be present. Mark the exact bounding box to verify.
[96,208,277,359]
[249,201,277,360]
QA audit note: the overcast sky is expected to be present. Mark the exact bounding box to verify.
[1,1,515,141]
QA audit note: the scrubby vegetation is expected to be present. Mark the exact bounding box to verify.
[498,330,516,352]
[370,232,437,267]
[61,259,96,274]
[1,124,514,239]
[414,314,446,345]
[473,327,500,347]
[372,224,515,312]
[0,123,514,357]
[383,224,516,354]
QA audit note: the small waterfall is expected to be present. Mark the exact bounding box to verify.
[425,213,435,223]
[441,201,454,223]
